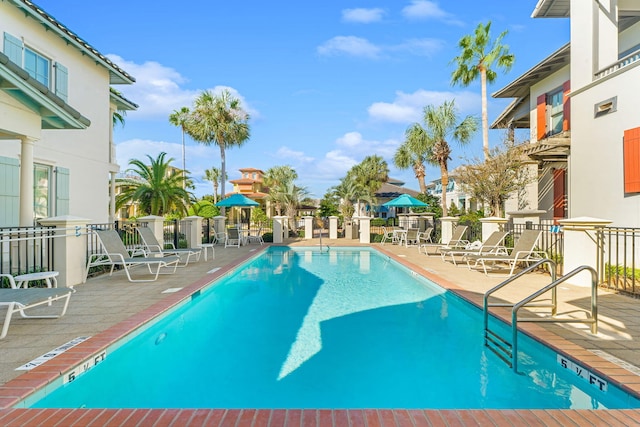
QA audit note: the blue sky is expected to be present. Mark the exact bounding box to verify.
[36,0,569,199]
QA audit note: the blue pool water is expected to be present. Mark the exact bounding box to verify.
[29,247,640,409]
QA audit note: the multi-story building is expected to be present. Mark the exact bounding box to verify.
[0,0,136,227]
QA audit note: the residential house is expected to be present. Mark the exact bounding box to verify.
[0,0,136,227]
[354,177,421,219]
[493,0,640,227]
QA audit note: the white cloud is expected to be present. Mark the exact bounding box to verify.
[317,36,381,59]
[107,55,258,119]
[391,38,444,57]
[368,89,482,123]
[342,8,385,23]
[401,1,464,26]
[275,146,315,163]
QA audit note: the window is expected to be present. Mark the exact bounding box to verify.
[3,32,67,101]
[548,89,564,136]
[24,47,50,87]
[34,164,51,220]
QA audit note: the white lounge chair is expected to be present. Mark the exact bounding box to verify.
[0,274,72,339]
[440,230,509,266]
[466,229,545,276]
[420,225,468,255]
[85,229,179,282]
[136,226,202,266]
[247,227,264,245]
[380,226,398,245]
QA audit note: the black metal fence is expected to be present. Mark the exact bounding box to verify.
[505,221,564,269]
[0,225,55,277]
[600,226,640,297]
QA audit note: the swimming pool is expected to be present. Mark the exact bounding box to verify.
[27,247,640,409]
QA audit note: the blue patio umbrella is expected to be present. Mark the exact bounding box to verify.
[382,194,428,208]
[215,193,259,207]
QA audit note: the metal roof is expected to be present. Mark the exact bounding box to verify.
[492,43,570,99]
[531,0,570,18]
[0,52,90,130]
[9,0,135,85]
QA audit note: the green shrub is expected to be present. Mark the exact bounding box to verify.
[371,218,386,226]
[262,232,273,242]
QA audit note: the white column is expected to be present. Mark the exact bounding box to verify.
[329,216,338,239]
[559,217,612,287]
[213,216,226,238]
[184,215,203,248]
[480,217,508,241]
[440,217,458,244]
[109,171,116,223]
[507,209,545,228]
[358,216,371,244]
[38,216,90,288]
[273,216,285,244]
[303,216,314,240]
[138,215,165,245]
[19,137,36,226]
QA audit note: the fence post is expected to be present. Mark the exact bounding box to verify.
[303,216,314,240]
[558,217,612,287]
[358,216,371,244]
[38,216,90,288]
[440,217,458,244]
[138,215,164,246]
[506,209,545,228]
[480,217,508,241]
[184,216,203,248]
[329,216,339,239]
[273,216,286,243]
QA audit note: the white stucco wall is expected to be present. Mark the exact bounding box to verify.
[570,65,640,226]
[0,3,123,224]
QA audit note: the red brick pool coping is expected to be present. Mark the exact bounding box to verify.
[0,245,639,426]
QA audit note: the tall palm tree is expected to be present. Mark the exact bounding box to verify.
[110,87,127,128]
[394,124,430,194]
[169,106,191,188]
[115,152,192,217]
[203,167,225,204]
[184,89,251,209]
[275,181,309,232]
[451,21,514,160]
[421,100,478,216]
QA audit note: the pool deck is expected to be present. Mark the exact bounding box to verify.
[1,239,640,425]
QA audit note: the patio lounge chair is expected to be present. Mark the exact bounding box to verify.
[466,229,544,276]
[136,226,202,266]
[85,229,179,283]
[420,225,468,255]
[247,227,264,245]
[225,227,242,248]
[440,230,509,266]
[0,274,72,339]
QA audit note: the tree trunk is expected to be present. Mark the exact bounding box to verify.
[213,180,218,204]
[414,162,427,194]
[220,145,226,216]
[481,67,489,161]
[181,128,186,189]
[440,162,449,217]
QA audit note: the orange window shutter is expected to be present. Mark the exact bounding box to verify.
[536,94,547,140]
[624,127,640,194]
[553,169,567,219]
[562,80,570,131]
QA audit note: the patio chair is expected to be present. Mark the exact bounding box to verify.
[420,225,468,256]
[405,228,421,247]
[85,229,179,283]
[380,226,398,245]
[466,229,545,276]
[440,230,509,266]
[136,226,202,266]
[225,227,242,248]
[0,274,72,340]
[417,228,434,253]
[247,227,264,245]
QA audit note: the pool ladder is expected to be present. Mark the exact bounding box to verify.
[483,259,598,372]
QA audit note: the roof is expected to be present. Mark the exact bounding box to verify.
[110,88,138,111]
[490,95,531,129]
[0,52,90,130]
[238,168,264,173]
[375,182,420,199]
[9,0,135,85]
[531,0,569,18]
[492,43,570,99]
[229,178,263,185]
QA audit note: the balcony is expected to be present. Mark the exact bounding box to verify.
[595,49,640,80]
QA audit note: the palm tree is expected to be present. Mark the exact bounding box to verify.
[115,152,192,217]
[394,124,430,194]
[203,167,226,204]
[184,89,250,209]
[421,100,478,216]
[169,107,191,188]
[451,21,514,160]
[275,181,309,232]
[264,165,298,216]
[110,87,127,128]
[347,155,389,215]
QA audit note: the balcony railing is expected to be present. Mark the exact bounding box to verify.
[595,49,640,79]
